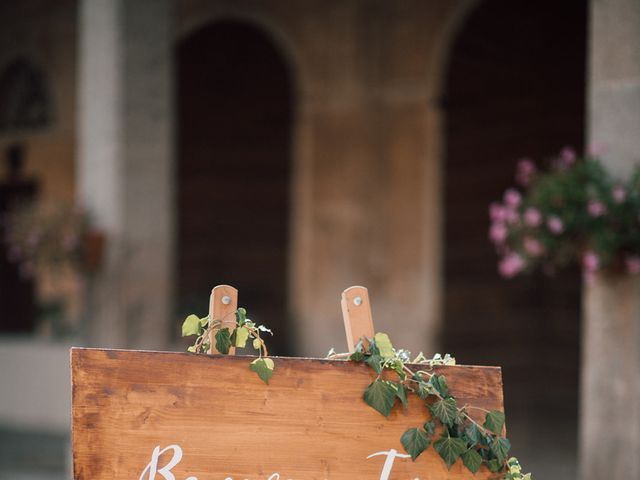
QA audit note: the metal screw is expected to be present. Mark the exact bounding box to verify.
[354,296,363,306]
[221,295,231,305]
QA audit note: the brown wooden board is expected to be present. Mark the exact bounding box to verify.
[71,348,504,480]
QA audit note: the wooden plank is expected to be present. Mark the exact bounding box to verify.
[208,284,238,354]
[341,286,375,352]
[71,348,504,480]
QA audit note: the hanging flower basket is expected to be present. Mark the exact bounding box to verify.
[489,147,640,282]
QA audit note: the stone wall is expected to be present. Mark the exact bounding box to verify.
[177,0,474,356]
[582,1,640,479]
[0,0,76,203]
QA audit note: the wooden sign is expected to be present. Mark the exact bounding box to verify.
[71,348,504,480]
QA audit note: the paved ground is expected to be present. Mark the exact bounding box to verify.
[0,428,68,480]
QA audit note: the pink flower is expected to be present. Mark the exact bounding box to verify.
[523,207,542,227]
[588,200,607,217]
[498,252,526,278]
[559,146,577,168]
[547,216,564,234]
[625,255,640,274]
[489,203,507,223]
[489,223,508,245]
[612,185,626,203]
[582,250,600,272]
[523,237,544,257]
[503,189,522,209]
[504,208,520,225]
[515,158,536,186]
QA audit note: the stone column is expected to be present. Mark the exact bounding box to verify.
[581,1,640,479]
[77,0,174,349]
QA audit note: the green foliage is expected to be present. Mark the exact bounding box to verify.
[181,314,201,337]
[363,380,397,417]
[429,374,449,397]
[433,433,467,469]
[461,448,482,473]
[484,410,506,434]
[401,427,431,460]
[373,332,394,358]
[234,326,250,348]
[429,398,459,426]
[340,331,532,479]
[491,437,511,464]
[215,328,232,354]
[181,306,274,383]
[395,382,408,408]
[250,358,274,384]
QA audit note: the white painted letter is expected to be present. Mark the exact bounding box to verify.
[139,445,191,480]
[367,449,411,480]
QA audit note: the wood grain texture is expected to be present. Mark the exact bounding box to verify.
[341,286,375,352]
[71,348,504,480]
[207,285,238,354]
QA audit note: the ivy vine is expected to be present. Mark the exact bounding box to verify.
[182,307,275,383]
[182,311,532,479]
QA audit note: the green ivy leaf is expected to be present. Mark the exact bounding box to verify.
[414,379,433,399]
[464,423,481,446]
[429,374,449,398]
[374,332,394,359]
[235,326,250,348]
[429,397,459,426]
[187,345,197,353]
[433,433,466,469]
[461,449,482,474]
[252,337,262,350]
[250,357,274,384]
[366,354,383,374]
[236,307,247,325]
[423,420,436,436]
[350,351,365,362]
[181,314,200,337]
[484,410,506,434]
[363,380,397,417]
[401,427,431,461]
[199,316,209,327]
[215,328,232,354]
[486,458,502,472]
[395,382,408,408]
[490,437,511,464]
[390,359,407,380]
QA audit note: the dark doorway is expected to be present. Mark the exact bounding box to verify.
[177,21,293,354]
[442,1,586,478]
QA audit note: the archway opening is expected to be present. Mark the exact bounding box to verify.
[176,20,294,354]
[442,0,587,476]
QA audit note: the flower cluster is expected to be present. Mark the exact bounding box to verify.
[2,201,100,278]
[489,148,640,282]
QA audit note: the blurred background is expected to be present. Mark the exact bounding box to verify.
[0,1,637,479]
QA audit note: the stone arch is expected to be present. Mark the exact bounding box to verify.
[438,0,587,476]
[175,19,295,354]
[175,8,304,99]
